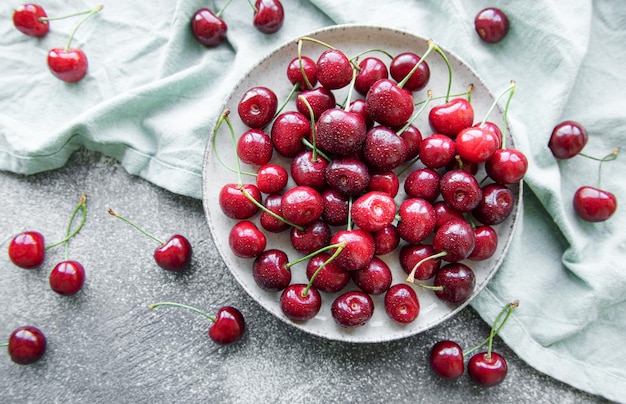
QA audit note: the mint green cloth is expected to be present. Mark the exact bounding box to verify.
[1,1,624,401]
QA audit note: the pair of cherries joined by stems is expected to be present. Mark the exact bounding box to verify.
[12,3,103,83]
[549,121,619,222]
[191,0,284,47]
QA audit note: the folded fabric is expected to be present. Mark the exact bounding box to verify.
[1,1,624,401]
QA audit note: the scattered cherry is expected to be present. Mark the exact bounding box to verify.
[1,326,47,365]
[13,4,49,37]
[150,302,245,345]
[429,340,464,379]
[251,0,284,34]
[191,7,228,47]
[49,260,85,295]
[573,186,617,222]
[8,231,45,269]
[237,86,278,129]
[548,120,588,159]
[474,8,510,44]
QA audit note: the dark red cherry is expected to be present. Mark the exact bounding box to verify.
[372,224,400,255]
[474,8,510,44]
[280,284,322,321]
[366,79,415,127]
[351,191,396,233]
[237,129,273,165]
[368,170,400,197]
[209,306,246,345]
[472,183,515,225]
[439,170,482,213]
[253,0,284,34]
[155,235,192,272]
[389,52,430,92]
[349,99,374,129]
[321,189,349,226]
[316,108,367,156]
[433,219,475,262]
[468,225,498,261]
[260,194,289,233]
[351,256,393,295]
[218,183,262,220]
[397,198,436,244]
[433,201,465,229]
[363,125,408,171]
[252,249,291,292]
[404,168,440,202]
[296,87,336,121]
[49,260,85,295]
[6,326,47,365]
[228,221,266,259]
[13,4,49,37]
[434,263,476,304]
[419,134,456,169]
[485,148,528,184]
[429,340,464,379]
[305,253,351,293]
[397,124,423,161]
[47,48,88,83]
[329,229,375,272]
[191,8,227,47]
[384,284,420,324]
[290,220,331,255]
[281,185,324,227]
[237,87,278,129]
[270,111,310,157]
[290,150,328,191]
[316,49,352,90]
[355,57,389,96]
[548,120,589,159]
[325,157,370,196]
[428,98,474,138]
[256,164,288,194]
[331,290,375,328]
[8,231,45,269]
[468,352,508,386]
[399,243,440,280]
[474,121,503,149]
[287,55,317,91]
[573,186,617,222]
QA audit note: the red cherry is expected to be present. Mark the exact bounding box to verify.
[286,56,317,91]
[237,129,273,165]
[49,260,86,295]
[399,243,440,280]
[47,48,88,83]
[428,98,474,138]
[13,4,49,37]
[331,290,375,328]
[256,164,288,194]
[350,191,396,233]
[429,340,464,379]
[433,219,476,262]
[366,79,415,127]
[419,134,456,169]
[218,183,262,220]
[548,120,589,159]
[191,8,227,47]
[372,224,400,256]
[485,148,528,184]
[252,0,284,34]
[397,198,436,244]
[259,194,290,233]
[154,235,192,271]
[290,220,331,255]
[355,57,389,96]
[329,229,375,271]
[573,186,617,222]
[209,306,246,345]
[6,326,47,365]
[228,221,266,259]
[237,87,278,129]
[468,352,508,386]
[351,256,393,295]
[290,150,328,191]
[474,8,510,44]
[368,171,400,197]
[389,52,430,92]
[281,185,324,227]
[280,284,322,321]
[252,249,291,292]
[384,284,420,324]
[316,108,367,156]
[8,231,45,269]
[316,49,353,90]
[296,87,336,121]
[305,253,350,294]
[455,126,499,163]
[468,225,498,261]
[270,111,310,158]
[434,263,476,304]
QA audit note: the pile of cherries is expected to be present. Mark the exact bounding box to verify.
[191,0,284,47]
[213,35,527,329]
[12,3,103,83]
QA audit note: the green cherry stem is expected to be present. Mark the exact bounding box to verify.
[217,0,235,18]
[274,82,300,120]
[300,242,346,297]
[40,6,101,22]
[107,208,165,245]
[149,302,216,322]
[429,41,453,102]
[584,147,620,189]
[405,250,448,284]
[479,80,516,138]
[240,186,305,232]
[397,40,437,90]
[296,39,314,90]
[211,109,257,178]
[301,138,332,162]
[64,5,103,52]
[463,300,520,358]
[340,67,358,111]
[299,36,336,50]
[0,342,7,348]
[45,193,88,251]
[298,95,319,162]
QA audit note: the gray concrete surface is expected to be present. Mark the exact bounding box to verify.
[0,149,610,403]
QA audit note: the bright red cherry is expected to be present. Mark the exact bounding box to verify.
[47,48,88,83]
[468,352,508,386]
[474,8,510,44]
[228,221,266,259]
[384,284,420,324]
[49,260,85,295]
[237,87,278,129]
[350,191,397,233]
[252,0,284,34]
[218,183,262,220]
[389,52,430,92]
[287,56,317,90]
[573,186,617,222]
[485,148,528,184]
[237,129,273,165]
[428,98,474,138]
[191,8,227,47]
[8,231,45,269]
[329,229,375,272]
[548,120,588,159]
[5,326,47,365]
[366,79,415,127]
[280,284,322,321]
[316,49,353,90]
[429,340,464,379]
[455,126,499,162]
[13,4,49,37]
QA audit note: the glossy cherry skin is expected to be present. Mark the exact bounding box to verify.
[316,108,367,156]
[331,290,375,328]
[472,183,515,225]
[351,191,396,232]
[419,134,456,169]
[573,186,617,222]
[290,150,328,191]
[209,306,245,345]
[455,126,499,163]
[296,87,336,121]
[154,234,192,271]
[351,256,393,295]
[428,98,474,138]
[316,49,352,90]
[468,352,508,386]
[468,225,498,261]
[366,79,414,127]
[253,0,284,34]
[486,148,528,184]
[252,249,291,292]
[440,170,482,213]
[280,284,322,321]
[325,157,370,196]
[260,194,289,233]
[548,120,588,159]
[7,326,47,365]
[433,201,465,229]
[363,125,408,171]
[13,4,49,37]
[355,57,389,96]
[287,56,317,90]
[321,189,349,226]
[389,52,430,92]
[290,220,331,255]
[433,219,476,262]
[398,124,423,161]
[49,260,85,295]
[237,129,273,165]
[218,183,262,220]
[372,224,400,256]
[329,229,375,272]
[399,243,440,280]
[281,185,324,227]
[475,8,510,44]
[404,168,440,202]
[397,198,436,244]
[238,87,278,129]
[384,284,420,323]
[8,231,45,269]
[368,171,400,197]
[256,164,288,194]
[434,263,476,304]
[228,221,266,259]
[270,111,310,158]
[191,8,227,47]
[429,340,464,379]
[47,48,88,83]
[306,253,351,293]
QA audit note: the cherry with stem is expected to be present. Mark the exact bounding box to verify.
[573,147,619,222]
[0,325,47,365]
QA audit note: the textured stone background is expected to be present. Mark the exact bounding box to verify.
[0,149,608,403]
